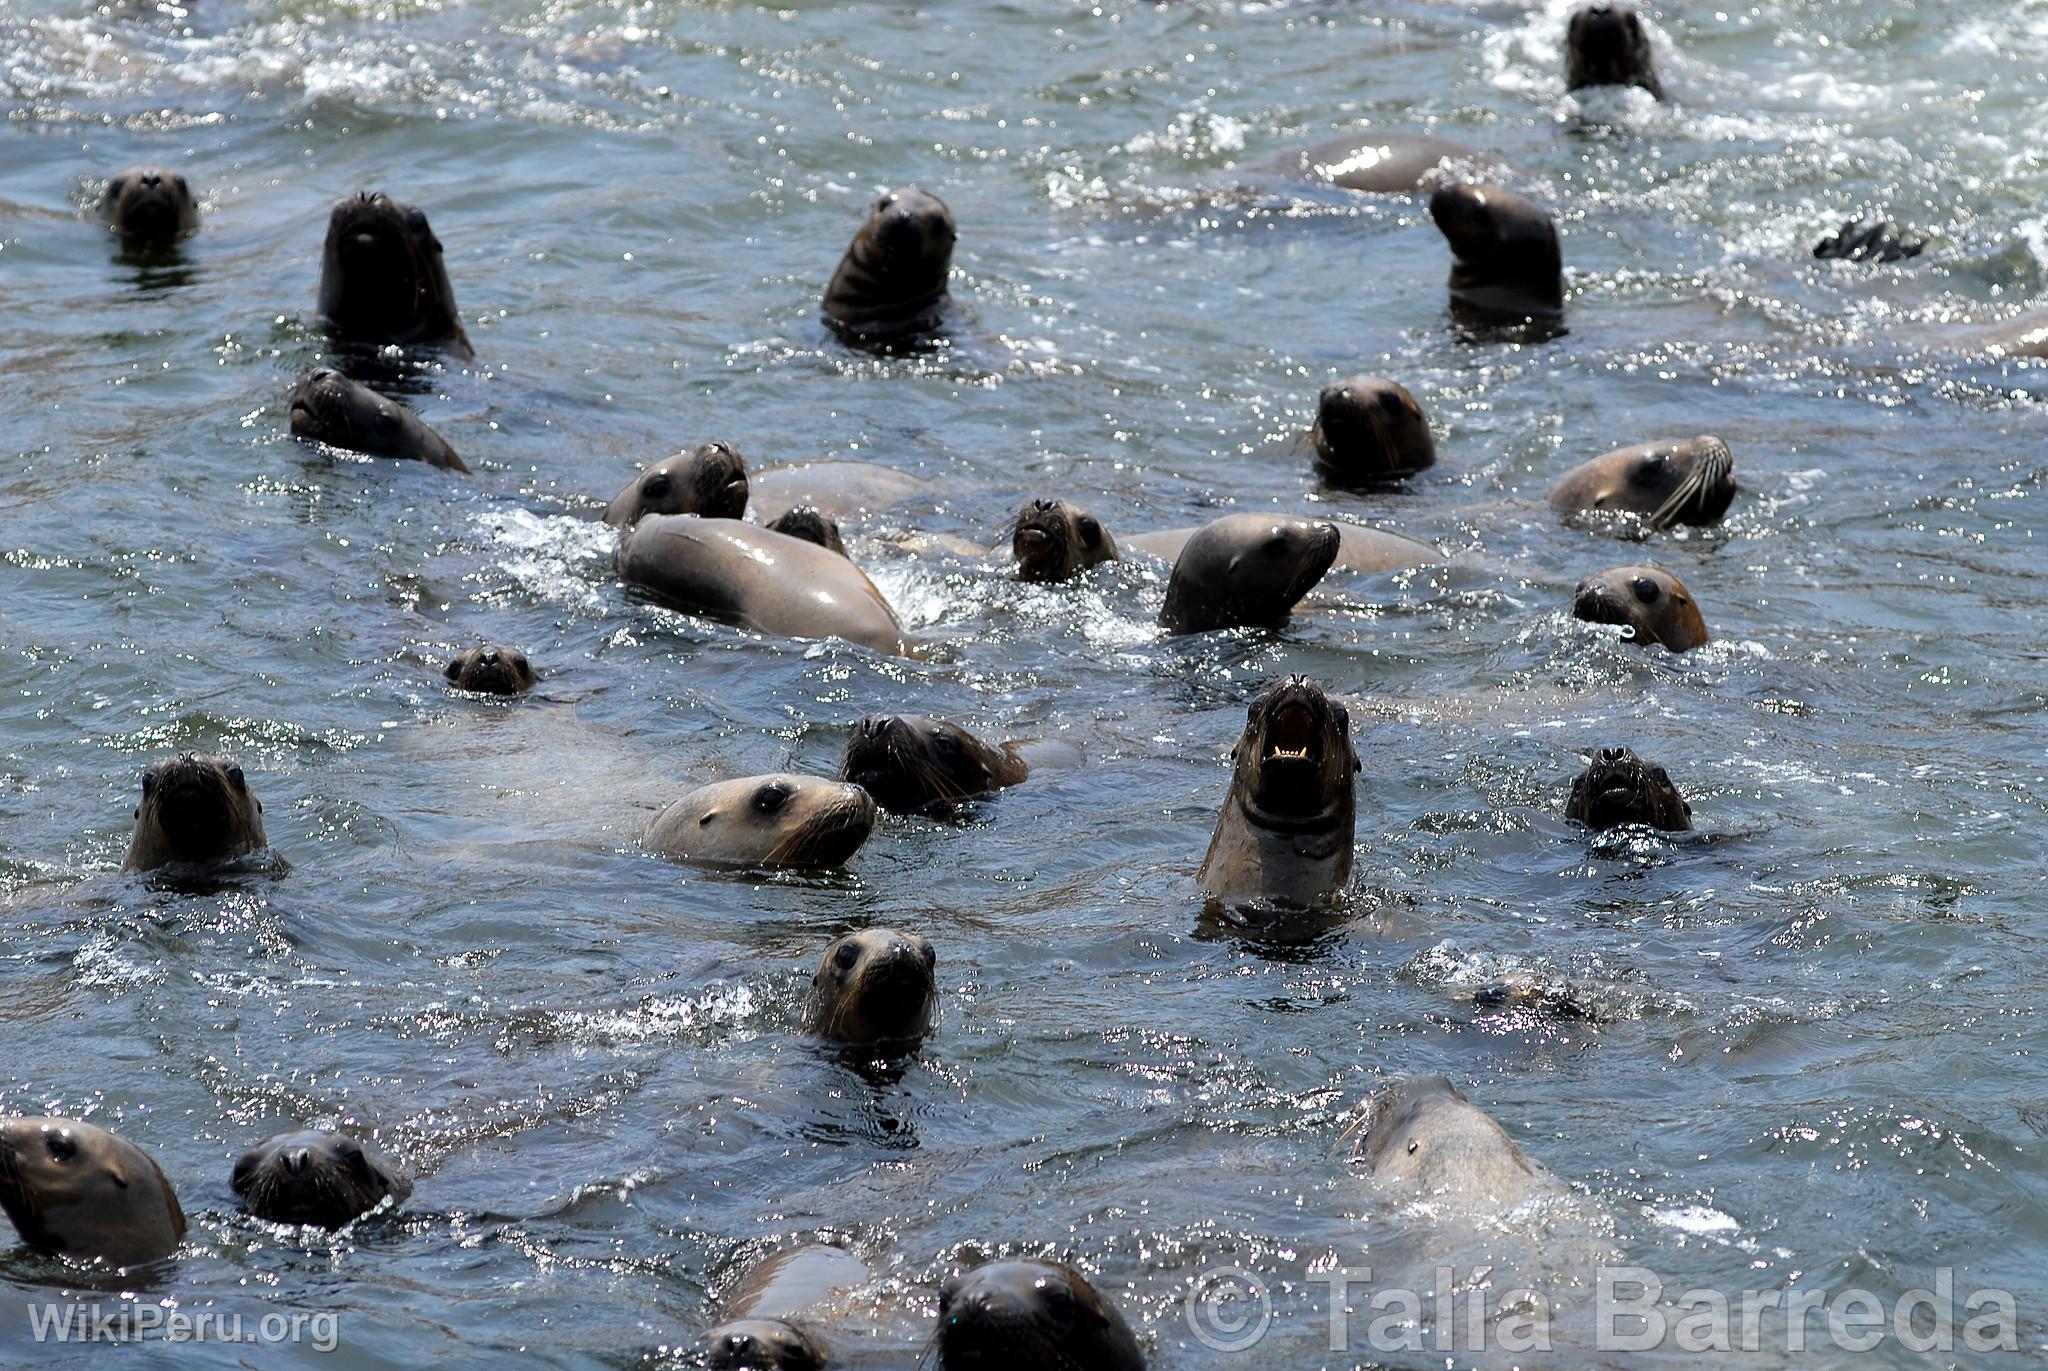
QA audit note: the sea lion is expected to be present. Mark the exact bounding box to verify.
[1813,219,1925,263]
[444,643,537,695]
[1352,1075,1563,1211]
[122,752,269,873]
[1158,514,1340,634]
[317,189,471,356]
[231,1129,411,1229]
[1429,183,1565,326]
[0,1117,186,1266]
[1128,520,1442,576]
[1566,746,1692,832]
[644,774,878,869]
[1565,2,1663,99]
[616,516,905,654]
[802,928,938,1046]
[840,715,1029,813]
[1198,677,1359,907]
[288,368,467,471]
[1011,498,1118,583]
[1546,435,1736,529]
[1251,130,1499,194]
[822,186,956,346]
[935,1261,1145,1371]
[748,462,933,522]
[99,166,198,243]
[693,1319,825,1371]
[765,507,846,556]
[1572,565,1710,652]
[1310,376,1435,486]
[696,1245,873,1371]
[603,443,749,528]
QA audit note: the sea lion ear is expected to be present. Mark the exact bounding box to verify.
[444,658,462,680]
[105,1165,130,1190]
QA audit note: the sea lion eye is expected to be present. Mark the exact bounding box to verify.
[698,811,717,826]
[141,773,155,796]
[834,941,861,971]
[1407,1140,1419,1155]
[754,784,790,814]
[108,177,127,196]
[445,658,463,680]
[1078,517,1101,544]
[227,766,246,790]
[642,472,673,499]
[406,208,429,234]
[918,941,936,968]
[1631,577,1661,603]
[1652,767,1670,784]
[46,1133,76,1161]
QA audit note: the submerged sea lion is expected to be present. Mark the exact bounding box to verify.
[1566,746,1692,832]
[603,443,749,528]
[823,186,956,346]
[1429,184,1565,327]
[1813,219,1925,263]
[232,1130,411,1229]
[288,368,466,471]
[1159,514,1340,635]
[99,166,198,243]
[802,928,938,1046]
[1546,435,1736,529]
[617,516,905,654]
[766,507,847,556]
[123,752,268,872]
[749,462,933,522]
[1198,677,1359,907]
[1310,376,1435,486]
[1128,520,1441,576]
[444,643,537,695]
[936,1261,1145,1371]
[1572,564,1710,652]
[696,1245,874,1371]
[645,774,878,869]
[1352,1075,1563,1210]
[0,1117,186,1266]
[840,715,1029,813]
[1012,498,1118,583]
[1251,130,1499,194]
[317,190,471,356]
[1565,2,1663,99]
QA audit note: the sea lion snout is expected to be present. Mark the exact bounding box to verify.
[1568,745,1692,831]
[1566,1,1662,98]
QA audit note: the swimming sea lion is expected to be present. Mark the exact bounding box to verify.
[1158,514,1340,634]
[616,516,905,654]
[1546,435,1736,529]
[1128,520,1442,576]
[693,1319,825,1371]
[1566,746,1691,831]
[840,715,1029,813]
[1252,130,1499,194]
[122,752,269,873]
[748,462,934,522]
[1813,219,1925,263]
[1429,183,1565,326]
[603,443,749,528]
[444,643,537,695]
[935,1261,1145,1371]
[0,1117,186,1266]
[765,507,847,556]
[1572,564,1710,652]
[1011,498,1118,583]
[1565,2,1663,99]
[696,1245,873,1371]
[1310,376,1435,486]
[288,368,467,471]
[231,1129,412,1229]
[823,186,956,346]
[1352,1075,1563,1210]
[317,190,471,356]
[802,928,938,1046]
[645,774,878,869]
[99,166,198,243]
[1198,677,1359,907]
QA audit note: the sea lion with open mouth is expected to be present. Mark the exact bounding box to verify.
[603,443,750,527]
[840,715,1029,814]
[232,1129,412,1229]
[288,368,466,471]
[317,190,471,357]
[1011,498,1119,583]
[1566,746,1692,831]
[1547,435,1736,530]
[122,752,269,873]
[802,928,938,1047]
[1198,677,1360,907]
[644,774,878,869]
[1571,564,1711,652]
[0,1117,186,1266]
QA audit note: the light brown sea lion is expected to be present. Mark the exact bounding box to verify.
[232,1129,411,1229]
[99,166,198,243]
[839,716,1029,814]
[822,186,956,347]
[444,643,537,695]
[1566,746,1692,832]
[765,507,847,556]
[1429,183,1565,327]
[122,752,268,872]
[748,462,934,523]
[802,928,938,1046]
[1158,514,1340,635]
[603,443,749,528]
[1250,130,1500,194]
[1011,498,1118,583]
[644,774,878,869]
[1309,376,1436,486]
[696,1245,873,1371]
[288,368,467,471]
[0,1117,186,1266]
[616,516,905,655]
[935,1261,1146,1371]
[317,190,471,356]
[1126,520,1442,576]
[1352,1075,1564,1211]
[1546,435,1736,530]
[1571,564,1710,652]
[1198,677,1359,907]
[1566,2,1664,100]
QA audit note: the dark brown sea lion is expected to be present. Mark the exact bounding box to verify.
[822,186,955,346]
[317,190,471,356]
[603,443,749,528]
[616,516,905,655]
[693,1319,825,1371]
[695,1245,873,1371]
[0,1117,186,1266]
[1159,514,1340,635]
[936,1261,1145,1371]
[231,1129,411,1229]
[1565,3,1663,99]
[99,166,199,243]
[1571,564,1710,652]
[1352,1075,1563,1211]
[1011,498,1118,583]
[1310,376,1435,486]
[1252,130,1500,194]
[1566,746,1691,832]
[802,928,938,1046]
[122,752,268,873]
[1429,183,1565,327]
[444,643,537,695]
[1546,435,1736,529]
[288,368,467,471]
[644,775,878,869]
[1198,677,1359,907]
[840,716,1029,814]
[1813,219,1925,263]
[765,507,846,556]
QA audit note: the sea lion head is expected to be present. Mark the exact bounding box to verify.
[765,507,846,556]
[650,774,879,869]
[1549,436,1736,529]
[1011,498,1118,583]
[1160,513,1341,635]
[1231,677,1359,829]
[317,190,460,347]
[1565,3,1663,99]
[124,752,267,872]
[693,1318,826,1371]
[1428,183,1565,324]
[287,368,464,469]
[802,927,938,1046]
[823,186,956,340]
[839,715,1025,813]
[1571,564,1710,652]
[100,166,198,244]
[1567,746,1692,831]
[1311,376,1436,486]
[231,1129,411,1229]
[935,1260,1146,1371]
[444,643,537,695]
[603,443,750,527]
[0,1117,186,1266]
